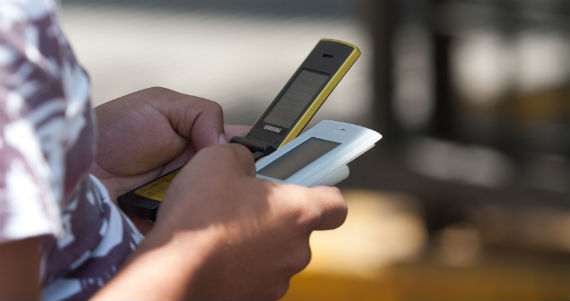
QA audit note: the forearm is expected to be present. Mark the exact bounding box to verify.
[0,237,42,300]
[90,228,217,300]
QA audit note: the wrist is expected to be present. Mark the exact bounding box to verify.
[143,224,222,283]
[142,224,220,268]
[94,225,221,300]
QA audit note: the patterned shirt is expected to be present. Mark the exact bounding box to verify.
[0,0,143,299]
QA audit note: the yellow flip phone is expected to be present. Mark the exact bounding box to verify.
[118,38,360,220]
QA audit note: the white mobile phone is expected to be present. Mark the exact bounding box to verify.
[255,120,382,186]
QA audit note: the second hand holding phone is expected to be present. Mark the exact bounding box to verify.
[118,38,361,221]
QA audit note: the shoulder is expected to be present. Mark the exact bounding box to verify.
[0,0,59,23]
[0,0,90,243]
[0,0,70,81]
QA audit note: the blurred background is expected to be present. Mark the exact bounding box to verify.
[60,0,568,299]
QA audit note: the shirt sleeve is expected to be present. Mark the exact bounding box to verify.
[0,0,68,243]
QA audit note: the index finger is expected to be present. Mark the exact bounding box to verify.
[186,98,226,149]
[308,186,348,230]
[224,125,250,141]
[145,88,227,149]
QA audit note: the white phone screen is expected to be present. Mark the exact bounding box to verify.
[257,137,339,180]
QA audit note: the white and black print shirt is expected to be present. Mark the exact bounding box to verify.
[0,1,143,299]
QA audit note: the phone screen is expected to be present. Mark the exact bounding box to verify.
[263,69,329,129]
[257,137,339,180]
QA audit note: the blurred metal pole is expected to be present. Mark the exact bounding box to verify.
[362,0,395,143]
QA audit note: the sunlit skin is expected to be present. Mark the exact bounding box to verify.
[0,87,347,300]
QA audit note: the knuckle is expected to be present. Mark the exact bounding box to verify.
[200,144,231,159]
[328,185,342,195]
[334,192,349,217]
[303,208,323,230]
[145,86,171,95]
[197,97,223,114]
[265,281,290,300]
[210,100,223,113]
[200,144,254,174]
[283,185,323,230]
[229,142,250,156]
[230,144,255,171]
[291,246,312,273]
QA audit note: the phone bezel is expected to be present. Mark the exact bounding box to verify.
[246,40,358,149]
[255,120,381,186]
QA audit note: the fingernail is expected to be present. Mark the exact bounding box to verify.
[219,133,227,145]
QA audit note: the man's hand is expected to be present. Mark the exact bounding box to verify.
[89,87,348,300]
[91,87,247,233]
[91,87,245,201]
[155,144,347,300]
[93,144,347,301]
